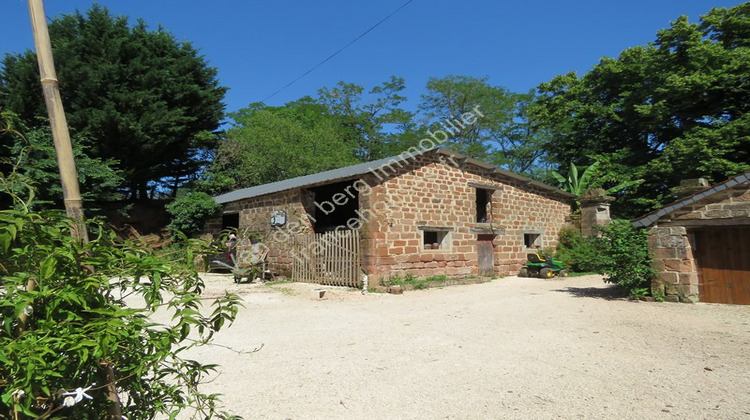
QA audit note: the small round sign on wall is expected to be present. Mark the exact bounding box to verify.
[270,209,286,227]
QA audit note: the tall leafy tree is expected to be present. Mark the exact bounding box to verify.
[419,75,549,174]
[536,4,750,216]
[315,76,419,161]
[203,77,423,193]
[209,102,361,189]
[0,5,227,200]
[0,108,122,210]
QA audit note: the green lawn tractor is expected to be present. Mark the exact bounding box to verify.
[519,252,569,278]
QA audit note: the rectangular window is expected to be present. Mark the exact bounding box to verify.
[420,228,452,250]
[523,232,542,249]
[476,189,490,222]
[222,213,239,230]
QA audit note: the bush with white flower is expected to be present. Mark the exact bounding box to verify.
[0,199,241,418]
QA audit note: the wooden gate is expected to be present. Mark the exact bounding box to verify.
[693,227,750,305]
[291,230,362,287]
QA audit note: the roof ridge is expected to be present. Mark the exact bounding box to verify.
[214,148,573,204]
[631,170,750,228]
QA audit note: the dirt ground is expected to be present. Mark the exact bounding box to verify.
[171,274,750,419]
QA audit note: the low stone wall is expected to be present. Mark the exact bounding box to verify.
[648,226,699,302]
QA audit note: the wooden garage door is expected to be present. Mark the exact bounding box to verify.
[693,227,750,305]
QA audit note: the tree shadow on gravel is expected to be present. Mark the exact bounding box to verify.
[554,285,629,301]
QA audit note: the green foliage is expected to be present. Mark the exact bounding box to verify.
[381,274,456,290]
[0,205,241,419]
[206,77,424,192]
[556,222,655,297]
[596,220,655,298]
[554,226,607,273]
[0,5,227,199]
[1,108,123,210]
[166,192,222,236]
[419,76,549,174]
[316,76,421,161]
[550,162,601,196]
[536,3,750,217]
[211,102,361,189]
[550,160,643,212]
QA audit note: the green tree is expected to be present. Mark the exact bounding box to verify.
[210,102,360,189]
[0,191,240,419]
[0,108,122,210]
[0,5,227,200]
[166,191,222,236]
[315,76,421,161]
[419,76,548,174]
[536,4,750,216]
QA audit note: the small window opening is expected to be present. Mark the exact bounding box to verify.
[308,179,363,233]
[476,189,490,222]
[423,230,450,250]
[222,213,239,230]
[523,232,542,249]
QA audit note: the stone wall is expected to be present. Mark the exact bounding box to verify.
[205,189,314,276]
[363,153,571,284]
[646,183,750,303]
[672,187,750,221]
[648,226,699,303]
[207,151,572,284]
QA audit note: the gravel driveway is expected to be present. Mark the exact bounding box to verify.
[175,274,750,419]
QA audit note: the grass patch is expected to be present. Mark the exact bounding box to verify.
[382,274,460,290]
[264,279,292,286]
[276,286,296,296]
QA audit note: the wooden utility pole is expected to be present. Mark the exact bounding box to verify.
[27,1,121,417]
[27,0,88,243]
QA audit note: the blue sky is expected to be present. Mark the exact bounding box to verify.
[2,0,745,115]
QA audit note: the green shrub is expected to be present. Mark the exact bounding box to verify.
[555,222,654,298]
[166,192,222,236]
[554,226,607,272]
[597,220,655,298]
[0,209,241,419]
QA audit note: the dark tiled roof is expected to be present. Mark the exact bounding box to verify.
[631,171,750,228]
[214,148,574,204]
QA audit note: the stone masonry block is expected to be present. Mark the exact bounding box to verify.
[704,209,731,218]
[651,280,665,296]
[664,259,694,273]
[669,227,687,235]
[664,282,680,296]
[679,273,697,284]
[654,248,677,259]
[659,272,679,284]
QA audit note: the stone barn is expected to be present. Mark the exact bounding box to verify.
[206,148,573,287]
[632,171,750,304]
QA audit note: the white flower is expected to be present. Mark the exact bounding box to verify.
[11,389,25,403]
[61,384,94,406]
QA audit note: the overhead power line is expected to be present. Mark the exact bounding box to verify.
[260,0,415,103]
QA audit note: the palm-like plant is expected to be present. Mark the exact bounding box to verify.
[552,161,642,196]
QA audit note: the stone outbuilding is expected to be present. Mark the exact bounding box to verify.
[632,171,750,304]
[207,148,573,287]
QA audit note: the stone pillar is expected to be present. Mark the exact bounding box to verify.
[579,188,613,236]
[670,178,709,198]
[647,226,699,303]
